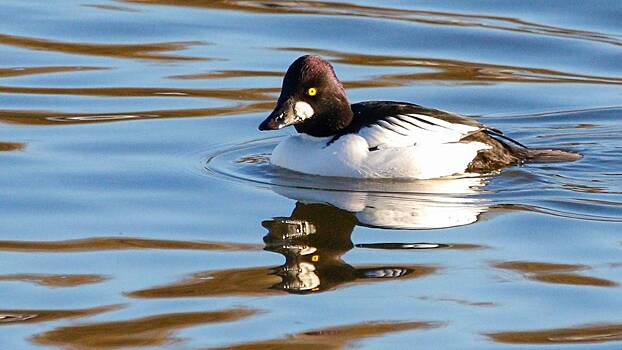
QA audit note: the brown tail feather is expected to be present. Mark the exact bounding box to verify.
[464,131,581,173]
[517,148,583,163]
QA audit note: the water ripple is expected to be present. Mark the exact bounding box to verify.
[0,33,206,61]
[124,1,622,48]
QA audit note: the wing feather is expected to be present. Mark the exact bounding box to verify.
[358,112,482,149]
[328,101,495,150]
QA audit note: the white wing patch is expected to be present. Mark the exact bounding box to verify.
[358,113,481,149]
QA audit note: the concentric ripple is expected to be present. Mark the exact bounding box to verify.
[202,111,622,226]
[203,136,494,229]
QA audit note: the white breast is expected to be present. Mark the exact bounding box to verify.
[270,132,490,179]
[271,134,368,178]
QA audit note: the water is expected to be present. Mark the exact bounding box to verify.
[1,1,622,349]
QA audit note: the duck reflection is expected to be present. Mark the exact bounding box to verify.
[128,178,488,297]
[271,175,490,229]
[260,177,491,293]
[264,202,434,294]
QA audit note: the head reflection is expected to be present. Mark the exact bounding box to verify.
[263,202,431,294]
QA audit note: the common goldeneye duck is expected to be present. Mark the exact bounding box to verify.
[259,55,580,179]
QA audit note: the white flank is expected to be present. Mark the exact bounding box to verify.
[270,133,489,179]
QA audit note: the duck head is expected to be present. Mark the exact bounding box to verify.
[259,55,353,137]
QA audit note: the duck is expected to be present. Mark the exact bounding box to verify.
[259,55,580,179]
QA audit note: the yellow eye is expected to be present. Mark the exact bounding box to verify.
[307,87,317,96]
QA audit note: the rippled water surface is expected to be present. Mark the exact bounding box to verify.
[2,1,622,349]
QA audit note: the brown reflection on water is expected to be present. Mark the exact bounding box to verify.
[82,3,141,12]
[0,304,119,325]
[0,102,274,125]
[0,66,105,78]
[127,267,283,298]
[32,308,256,349]
[494,261,618,287]
[129,202,437,297]
[0,141,24,151]
[213,320,441,350]
[0,33,204,61]
[418,296,496,308]
[0,273,108,288]
[487,323,622,344]
[124,0,622,47]
[563,184,609,194]
[169,69,282,80]
[0,236,260,252]
[0,85,277,101]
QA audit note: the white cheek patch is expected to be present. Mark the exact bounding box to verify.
[294,101,314,121]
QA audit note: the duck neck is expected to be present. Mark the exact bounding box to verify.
[294,100,353,137]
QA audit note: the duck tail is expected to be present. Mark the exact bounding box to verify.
[516,148,583,163]
[484,129,582,163]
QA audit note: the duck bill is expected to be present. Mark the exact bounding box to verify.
[258,98,298,131]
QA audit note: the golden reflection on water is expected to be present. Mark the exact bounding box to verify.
[0,273,108,288]
[494,261,618,287]
[418,296,496,308]
[82,4,142,13]
[213,320,441,350]
[0,141,24,151]
[0,86,277,101]
[32,308,256,349]
[0,236,260,252]
[0,305,120,325]
[0,66,105,78]
[169,69,282,80]
[0,102,274,125]
[0,33,204,61]
[487,323,622,344]
[127,267,283,298]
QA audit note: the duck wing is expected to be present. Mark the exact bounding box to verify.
[339,101,497,150]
